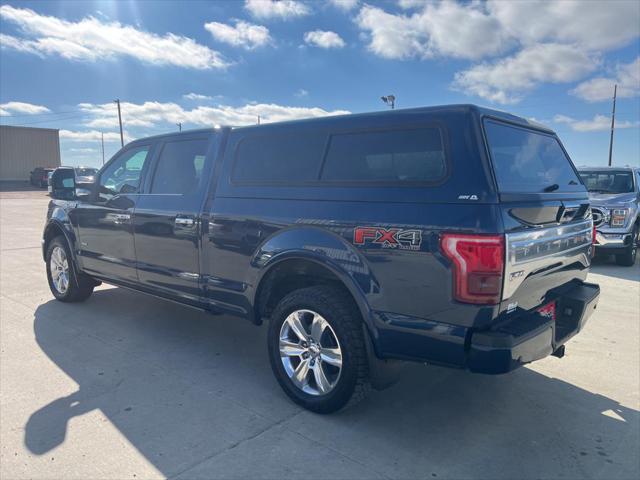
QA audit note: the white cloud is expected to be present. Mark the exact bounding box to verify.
[553,114,640,132]
[0,5,229,69]
[571,57,640,103]
[294,88,309,97]
[328,0,359,11]
[183,93,214,101]
[0,101,50,116]
[244,0,311,20]
[60,129,132,143]
[352,0,639,104]
[204,20,271,49]
[488,0,640,52]
[356,3,510,60]
[453,44,598,104]
[78,100,350,130]
[68,147,97,153]
[397,0,427,9]
[304,30,345,49]
[356,1,639,61]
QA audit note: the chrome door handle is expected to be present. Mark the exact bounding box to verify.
[113,213,130,224]
[175,216,195,227]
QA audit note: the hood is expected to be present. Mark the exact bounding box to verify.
[587,191,637,206]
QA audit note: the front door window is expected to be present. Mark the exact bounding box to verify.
[98,146,150,201]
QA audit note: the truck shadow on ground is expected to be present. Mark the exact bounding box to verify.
[26,288,639,479]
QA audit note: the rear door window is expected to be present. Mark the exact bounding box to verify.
[150,139,210,195]
[320,128,446,183]
[484,120,583,193]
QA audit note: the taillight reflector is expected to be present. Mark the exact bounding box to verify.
[440,234,504,305]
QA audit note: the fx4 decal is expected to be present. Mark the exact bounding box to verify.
[353,227,422,251]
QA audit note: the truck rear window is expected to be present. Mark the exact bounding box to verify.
[484,120,583,193]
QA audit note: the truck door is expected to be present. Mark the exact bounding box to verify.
[133,134,216,304]
[76,144,153,283]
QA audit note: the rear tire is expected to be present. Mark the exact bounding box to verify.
[615,224,638,267]
[267,285,370,413]
[46,236,94,302]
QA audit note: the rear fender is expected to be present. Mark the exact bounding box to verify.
[249,226,382,352]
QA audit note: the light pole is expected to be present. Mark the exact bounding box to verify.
[381,95,396,110]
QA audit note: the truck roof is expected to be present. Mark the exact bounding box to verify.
[127,104,552,148]
[231,104,553,133]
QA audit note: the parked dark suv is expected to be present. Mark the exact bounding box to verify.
[44,105,600,413]
[30,167,55,187]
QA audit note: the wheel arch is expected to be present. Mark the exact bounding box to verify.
[42,218,79,269]
[248,227,381,353]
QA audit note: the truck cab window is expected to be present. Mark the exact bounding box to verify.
[150,139,210,195]
[99,146,150,200]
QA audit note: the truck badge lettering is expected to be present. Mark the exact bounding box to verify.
[354,227,422,250]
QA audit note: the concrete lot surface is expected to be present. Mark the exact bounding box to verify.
[1,188,639,480]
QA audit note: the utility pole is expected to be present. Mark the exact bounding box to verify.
[177,122,182,132]
[608,84,617,167]
[114,99,124,147]
[101,132,105,165]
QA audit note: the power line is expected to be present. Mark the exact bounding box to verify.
[0,113,89,126]
[0,105,116,118]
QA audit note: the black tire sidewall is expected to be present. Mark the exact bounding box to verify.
[616,224,638,266]
[267,287,361,413]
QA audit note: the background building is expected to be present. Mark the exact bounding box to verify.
[0,125,61,181]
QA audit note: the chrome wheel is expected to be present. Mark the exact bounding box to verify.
[50,246,69,295]
[279,309,342,396]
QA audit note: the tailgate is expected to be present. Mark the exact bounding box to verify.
[482,117,593,313]
[502,216,593,312]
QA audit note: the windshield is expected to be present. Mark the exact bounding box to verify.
[75,167,97,176]
[579,171,634,194]
[484,120,584,193]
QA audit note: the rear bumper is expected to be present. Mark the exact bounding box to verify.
[467,282,600,374]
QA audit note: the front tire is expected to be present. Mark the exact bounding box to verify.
[46,236,94,302]
[267,285,370,414]
[615,224,638,266]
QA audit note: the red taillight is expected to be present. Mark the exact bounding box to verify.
[440,233,504,305]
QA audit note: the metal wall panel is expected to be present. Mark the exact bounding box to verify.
[0,125,61,180]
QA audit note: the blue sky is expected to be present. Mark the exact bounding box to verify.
[1,0,638,169]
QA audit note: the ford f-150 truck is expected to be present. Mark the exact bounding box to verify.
[578,166,639,266]
[44,105,600,413]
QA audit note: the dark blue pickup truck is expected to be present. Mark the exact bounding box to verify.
[45,105,600,413]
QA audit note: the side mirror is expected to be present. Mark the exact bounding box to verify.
[50,168,77,200]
